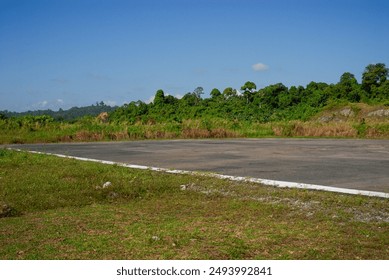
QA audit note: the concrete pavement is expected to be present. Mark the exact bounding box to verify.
[6,138,389,194]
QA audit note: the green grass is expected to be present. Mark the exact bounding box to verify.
[1,149,388,259]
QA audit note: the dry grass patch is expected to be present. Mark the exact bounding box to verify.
[272,121,358,137]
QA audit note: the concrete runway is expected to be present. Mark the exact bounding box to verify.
[7,138,389,194]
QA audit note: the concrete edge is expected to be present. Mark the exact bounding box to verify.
[9,148,389,199]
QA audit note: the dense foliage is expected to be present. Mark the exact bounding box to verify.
[109,63,389,124]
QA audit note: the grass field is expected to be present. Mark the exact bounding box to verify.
[1,149,388,259]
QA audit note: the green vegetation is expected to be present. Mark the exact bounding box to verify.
[1,149,388,259]
[1,101,117,121]
[109,63,388,123]
[0,63,388,144]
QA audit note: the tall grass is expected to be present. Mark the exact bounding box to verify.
[1,109,389,145]
[272,121,358,138]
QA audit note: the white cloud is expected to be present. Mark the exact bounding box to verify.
[252,63,269,72]
[103,100,117,107]
[40,101,48,107]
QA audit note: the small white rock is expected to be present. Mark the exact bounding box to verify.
[151,236,160,241]
[180,185,187,190]
[103,181,112,188]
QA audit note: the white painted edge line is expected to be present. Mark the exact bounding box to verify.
[10,148,389,199]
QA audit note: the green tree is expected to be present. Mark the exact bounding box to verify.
[210,88,222,99]
[336,72,360,101]
[371,80,389,100]
[241,81,257,103]
[222,87,237,99]
[362,63,388,94]
[193,87,204,99]
[304,82,329,107]
[153,89,165,106]
[164,94,178,105]
[181,92,197,106]
[288,85,305,105]
[259,83,288,109]
[339,72,358,90]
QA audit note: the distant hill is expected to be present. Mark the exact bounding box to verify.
[1,102,118,121]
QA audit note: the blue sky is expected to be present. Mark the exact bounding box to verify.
[1,0,389,112]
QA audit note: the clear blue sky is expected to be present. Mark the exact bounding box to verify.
[1,0,389,112]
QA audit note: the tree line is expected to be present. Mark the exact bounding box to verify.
[110,63,389,124]
[1,63,388,125]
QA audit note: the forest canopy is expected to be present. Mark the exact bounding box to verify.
[109,63,389,124]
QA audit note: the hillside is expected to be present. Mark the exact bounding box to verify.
[316,103,389,122]
[268,103,389,138]
[1,102,117,121]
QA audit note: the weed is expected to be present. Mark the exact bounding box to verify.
[354,119,368,137]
